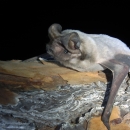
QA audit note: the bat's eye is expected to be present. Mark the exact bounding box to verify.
[64,49,68,54]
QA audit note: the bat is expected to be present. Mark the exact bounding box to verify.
[46,23,130,130]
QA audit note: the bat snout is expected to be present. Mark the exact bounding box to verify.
[46,44,54,56]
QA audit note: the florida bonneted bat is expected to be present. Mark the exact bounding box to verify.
[46,23,130,130]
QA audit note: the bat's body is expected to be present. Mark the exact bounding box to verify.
[46,24,130,130]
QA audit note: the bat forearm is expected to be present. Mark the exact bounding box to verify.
[101,59,129,130]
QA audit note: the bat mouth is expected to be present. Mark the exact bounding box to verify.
[47,49,53,55]
[46,44,54,57]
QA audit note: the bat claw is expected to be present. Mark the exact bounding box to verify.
[102,115,110,130]
[104,123,110,130]
[102,121,110,130]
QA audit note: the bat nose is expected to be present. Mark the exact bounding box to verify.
[46,44,51,51]
[46,44,53,54]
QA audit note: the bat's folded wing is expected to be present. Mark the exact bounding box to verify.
[100,59,129,130]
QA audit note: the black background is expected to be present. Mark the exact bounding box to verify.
[0,1,130,60]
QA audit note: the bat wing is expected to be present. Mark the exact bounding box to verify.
[100,58,129,130]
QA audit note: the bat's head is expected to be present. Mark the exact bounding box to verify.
[46,24,82,64]
[46,24,104,71]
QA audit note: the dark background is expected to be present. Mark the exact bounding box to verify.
[0,1,130,60]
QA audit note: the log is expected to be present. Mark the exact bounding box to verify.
[0,54,107,105]
[0,54,130,130]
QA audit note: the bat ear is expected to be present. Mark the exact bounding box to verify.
[61,32,81,54]
[48,23,62,40]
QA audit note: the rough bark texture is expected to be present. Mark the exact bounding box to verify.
[0,54,130,130]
